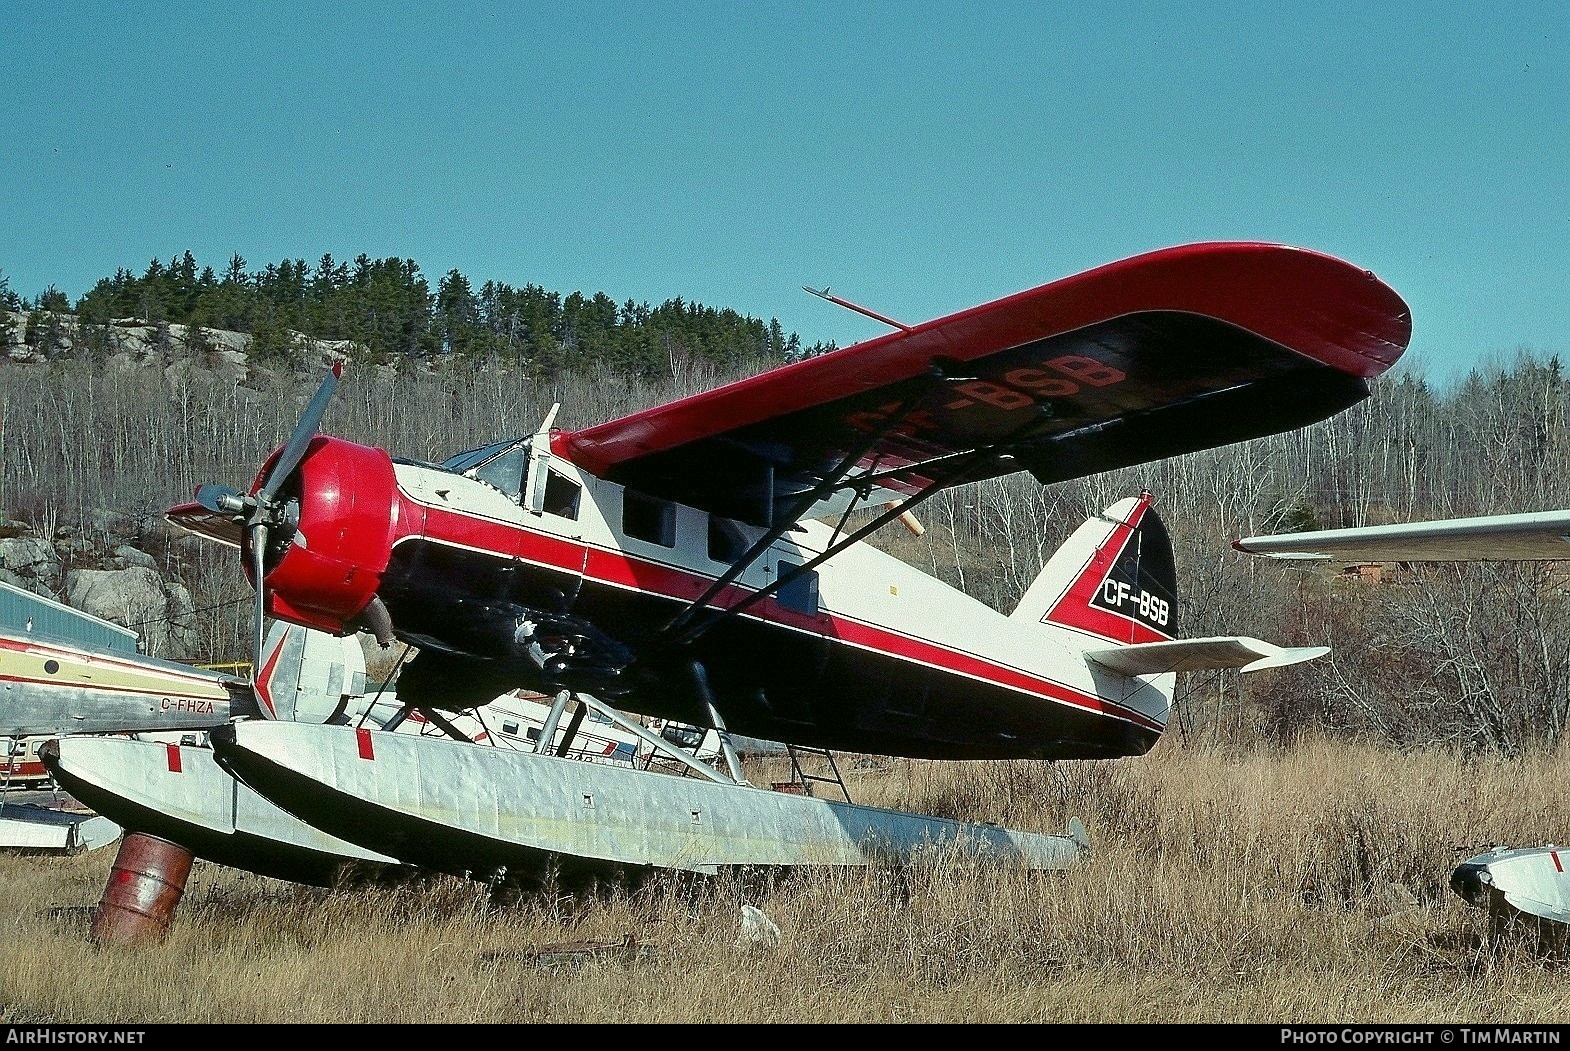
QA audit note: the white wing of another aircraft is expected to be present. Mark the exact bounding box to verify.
[1233,509,1570,562]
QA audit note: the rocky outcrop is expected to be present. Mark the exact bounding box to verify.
[65,566,198,658]
[0,536,63,594]
[0,310,358,382]
[0,309,378,665]
[0,525,199,658]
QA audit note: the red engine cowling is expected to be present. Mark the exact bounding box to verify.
[249,436,405,634]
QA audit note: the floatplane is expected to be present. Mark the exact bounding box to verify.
[33,242,1409,932]
[0,622,262,858]
[1235,508,1570,940]
[2,618,394,875]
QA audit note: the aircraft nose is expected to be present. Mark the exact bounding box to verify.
[258,435,400,637]
[37,737,59,770]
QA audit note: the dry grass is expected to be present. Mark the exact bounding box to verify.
[4,735,1570,1024]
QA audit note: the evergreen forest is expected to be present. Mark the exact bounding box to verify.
[0,251,828,376]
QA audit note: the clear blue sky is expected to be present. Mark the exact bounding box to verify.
[3,1,1564,387]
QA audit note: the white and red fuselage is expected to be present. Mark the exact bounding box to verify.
[233,432,1176,761]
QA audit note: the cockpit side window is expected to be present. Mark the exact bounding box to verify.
[543,470,581,520]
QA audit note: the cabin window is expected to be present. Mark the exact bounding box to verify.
[502,720,519,736]
[775,560,820,615]
[623,490,676,547]
[543,470,581,520]
[708,515,750,564]
[660,722,704,749]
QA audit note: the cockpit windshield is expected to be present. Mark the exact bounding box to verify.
[442,439,529,500]
[441,439,520,473]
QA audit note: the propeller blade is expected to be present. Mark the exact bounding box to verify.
[256,361,343,505]
[250,521,269,680]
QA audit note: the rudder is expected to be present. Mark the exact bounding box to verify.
[1010,490,1178,645]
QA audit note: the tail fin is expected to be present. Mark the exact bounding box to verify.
[1016,492,1331,681]
[1011,490,1178,645]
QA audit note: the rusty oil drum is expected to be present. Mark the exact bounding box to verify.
[89,832,196,945]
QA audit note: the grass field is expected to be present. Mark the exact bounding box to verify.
[3,735,1569,1025]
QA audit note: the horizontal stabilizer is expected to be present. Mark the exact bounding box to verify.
[1084,636,1329,676]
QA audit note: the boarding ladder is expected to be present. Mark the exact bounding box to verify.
[783,744,851,803]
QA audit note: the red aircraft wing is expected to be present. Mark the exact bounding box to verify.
[165,502,243,549]
[557,242,1411,526]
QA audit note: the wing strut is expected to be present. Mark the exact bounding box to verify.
[676,476,948,646]
[650,405,1051,656]
[655,391,935,642]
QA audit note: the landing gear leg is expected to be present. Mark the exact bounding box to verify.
[687,660,747,785]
